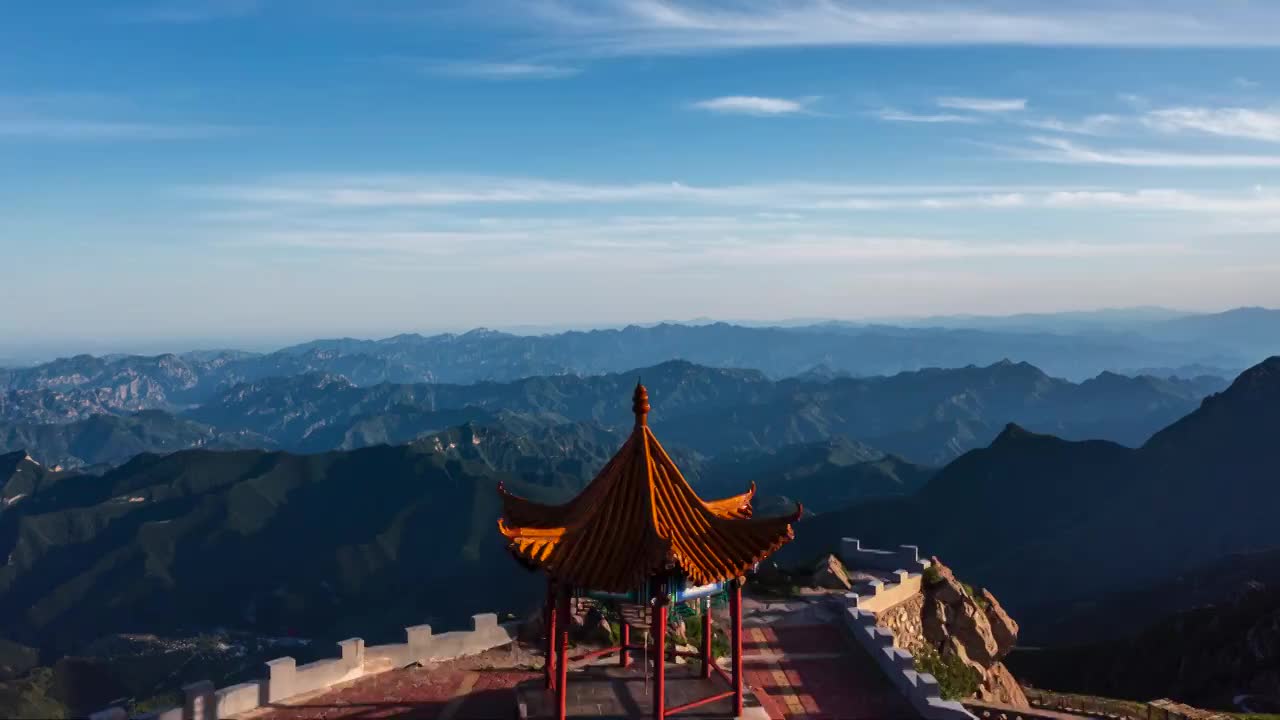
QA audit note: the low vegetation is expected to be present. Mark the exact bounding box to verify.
[914,646,980,700]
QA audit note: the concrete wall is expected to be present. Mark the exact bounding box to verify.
[849,568,923,614]
[841,537,932,573]
[102,613,517,720]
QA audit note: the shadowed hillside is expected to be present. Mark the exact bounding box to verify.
[784,357,1280,621]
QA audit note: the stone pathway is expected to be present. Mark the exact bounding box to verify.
[240,647,540,720]
[243,595,917,720]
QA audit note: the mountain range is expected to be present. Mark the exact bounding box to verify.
[6,309,1276,406]
[1,359,1226,470]
[784,356,1280,630]
[1,316,1279,714]
[0,355,1275,718]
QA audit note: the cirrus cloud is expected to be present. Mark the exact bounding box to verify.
[690,95,813,115]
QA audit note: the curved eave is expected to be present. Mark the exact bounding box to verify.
[703,481,757,519]
[494,420,801,592]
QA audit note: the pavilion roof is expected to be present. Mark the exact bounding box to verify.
[497,382,800,593]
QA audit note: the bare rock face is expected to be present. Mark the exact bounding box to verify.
[980,662,1029,707]
[921,557,1029,709]
[580,607,613,645]
[813,554,853,590]
[981,588,1019,655]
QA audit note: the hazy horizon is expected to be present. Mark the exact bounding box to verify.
[1,303,1271,364]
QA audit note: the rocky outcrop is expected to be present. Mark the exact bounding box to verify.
[921,559,1028,708]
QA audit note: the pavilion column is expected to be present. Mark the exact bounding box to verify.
[700,597,712,679]
[730,578,743,716]
[556,584,571,720]
[652,580,668,720]
[620,622,631,667]
[545,577,557,691]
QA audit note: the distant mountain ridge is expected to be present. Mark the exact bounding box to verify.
[4,313,1271,411]
[0,359,1226,469]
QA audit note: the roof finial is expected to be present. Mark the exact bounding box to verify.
[632,378,650,427]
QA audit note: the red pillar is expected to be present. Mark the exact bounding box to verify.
[556,584,571,720]
[545,578,557,690]
[730,578,743,716]
[620,622,631,667]
[700,598,712,679]
[652,596,668,720]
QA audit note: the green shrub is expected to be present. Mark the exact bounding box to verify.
[711,629,730,659]
[958,581,989,609]
[914,646,980,700]
[923,564,941,585]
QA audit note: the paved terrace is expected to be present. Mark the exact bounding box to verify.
[239,594,915,720]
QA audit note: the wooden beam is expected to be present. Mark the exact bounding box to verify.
[620,622,631,667]
[653,580,668,720]
[730,579,743,716]
[667,690,734,716]
[556,584,570,720]
[545,578,556,691]
[700,598,712,680]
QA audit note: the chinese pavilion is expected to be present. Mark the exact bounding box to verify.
[497,382,802,719]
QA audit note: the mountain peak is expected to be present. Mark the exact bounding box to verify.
[991,423,1040,446]
[1226,355,1280,397]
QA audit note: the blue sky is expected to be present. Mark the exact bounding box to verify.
[4,1,1280,351]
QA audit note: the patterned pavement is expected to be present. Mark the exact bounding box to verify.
[743,624,917,720]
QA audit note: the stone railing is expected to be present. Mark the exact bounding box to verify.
[90,613,517,720]
[831,539,972,719]
[833,598,976,720]
[849,568,924,614]
[841,537,932,573]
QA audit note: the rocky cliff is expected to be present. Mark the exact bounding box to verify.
[878,558,1028,708]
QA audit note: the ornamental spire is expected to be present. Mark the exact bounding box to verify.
[632,379,650,427]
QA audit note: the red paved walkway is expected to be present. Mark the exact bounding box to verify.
[744,624,917,720]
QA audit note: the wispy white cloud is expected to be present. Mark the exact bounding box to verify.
[690,95,812,115]
[1040,188,1280,213]
[200,175,1090,209]
[426,60,581,80]
[1010,136,1280,168]
[937,96,1027,113]
[0,94,240,141]
[490,1,1280,54]
[874,108,979,124]
[1020,114,1120,135]
[1141,106,1280,143]
[217,220,1191,268]
[200,174,1280,215]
